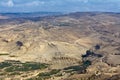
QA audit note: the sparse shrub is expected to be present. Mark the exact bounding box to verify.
[16,41,23,46]
[95,44,100,50]
[82,50,94,58]
[82,60,91,67]
[9,72,21,75]
[82,50,103,58]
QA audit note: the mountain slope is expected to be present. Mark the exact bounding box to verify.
[0,12,120,80]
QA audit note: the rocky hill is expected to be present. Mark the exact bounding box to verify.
[0,12,120,80]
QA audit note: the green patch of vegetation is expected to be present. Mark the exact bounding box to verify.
[0,53,9,56]
[56,73,63,77]
[37,69,60,79]
[64,66,82,71]
[26,62,48,69]
[64,60,91,74]
[9,55,17,57]
[38,69,60,76]
[38,72,51,79]
[5,62,48,72]
[82,60,91,68]
[49,69,60,74]
[0,62,12,69]
[0,60,48,72]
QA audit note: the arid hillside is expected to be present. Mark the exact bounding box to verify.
[0,12,120,80]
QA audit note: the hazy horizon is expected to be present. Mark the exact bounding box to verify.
[0,0,120,13]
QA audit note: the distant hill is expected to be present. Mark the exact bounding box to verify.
[0,12,62,19]
[0,15,9,19]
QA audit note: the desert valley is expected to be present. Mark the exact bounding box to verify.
[0,12,120,80]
